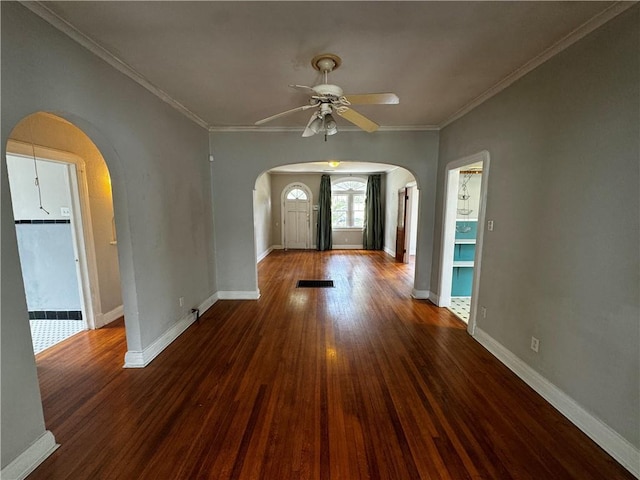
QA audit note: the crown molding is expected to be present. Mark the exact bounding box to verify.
[440,1,636,128]
[20,1,210,130]
[20,1,633,135]
[208,125,439,133]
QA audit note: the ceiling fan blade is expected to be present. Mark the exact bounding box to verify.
[289,84,316,94]
[337,107,379,133]
[255,104,316,125]
[344,93,399,105]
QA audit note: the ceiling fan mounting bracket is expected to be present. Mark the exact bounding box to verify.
[311,53,342,73]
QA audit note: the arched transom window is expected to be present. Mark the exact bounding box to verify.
[331,179,366,228]
[286,188,308,200]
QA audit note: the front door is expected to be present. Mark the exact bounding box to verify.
[284,187,310,249]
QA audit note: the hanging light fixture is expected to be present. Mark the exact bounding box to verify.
[308,115,323,134]
[324,113,338,136]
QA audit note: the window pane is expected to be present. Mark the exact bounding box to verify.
[331,194,348,227]
[333,180,366,192]
[332,194,348,211]
[352,194,365,227]
[287,188,307,200]
[332,212,347,228]
[353,211,365,228]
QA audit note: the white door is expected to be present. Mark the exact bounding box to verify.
[283,186,311,249]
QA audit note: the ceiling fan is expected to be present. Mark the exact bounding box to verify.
[255,53,399,138]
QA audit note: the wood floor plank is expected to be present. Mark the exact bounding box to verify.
[28,250,634,479]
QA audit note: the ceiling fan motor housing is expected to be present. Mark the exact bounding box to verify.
[313,84,344,98]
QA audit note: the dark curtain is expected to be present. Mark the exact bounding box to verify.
[363,174,384,250]
[317,174,332,251]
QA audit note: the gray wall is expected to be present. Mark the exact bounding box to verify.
[1,150,49,470]
[1,2,215,468]
[212,130,439,294]
[432,7,639,448]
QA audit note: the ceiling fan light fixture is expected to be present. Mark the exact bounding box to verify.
[309,116,323,134]
[324,113,338,135]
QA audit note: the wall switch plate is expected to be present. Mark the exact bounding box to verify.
[531,336,540,352]
[179,297,184,307]
[61,207,71,217]
[481,306,487,318]
[487,220,494,231]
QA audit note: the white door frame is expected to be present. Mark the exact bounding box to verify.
[281,182,313,250]
[7,140,102,329]
[404,181,418,262]
[438,150,490,335]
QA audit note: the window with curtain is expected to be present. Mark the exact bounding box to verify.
[331,179,366,228]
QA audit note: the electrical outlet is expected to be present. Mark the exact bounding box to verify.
[487,220,494,231]
[530,336,540,353]
[481,306,487,318]
[179,296,184,307]
[60,207,71,217]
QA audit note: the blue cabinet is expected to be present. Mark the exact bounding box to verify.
[452,220,477,296]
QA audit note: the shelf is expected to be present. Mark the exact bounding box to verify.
[453,261,474,268]
[454,239,476,245]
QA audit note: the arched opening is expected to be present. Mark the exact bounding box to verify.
[253,160,420,293]
[5,112,126,353]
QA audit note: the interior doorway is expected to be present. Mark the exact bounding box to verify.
[282,183,312,249]
[7,152,89,352]
[438,151,490,334]
[396,183,419,264]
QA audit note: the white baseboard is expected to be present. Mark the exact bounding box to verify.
[411,289,431,300]
[257,247,273,263]
[272,245,283,250]
[383,246,395,257]
[428,291,440,304]
[1,431,58,480]
[123,292,219,368]
[198,291,219,313]
[102,304,124,326]
[217,290,261,300]
[332,244,363,250]
[94,305,124,329]
[474,328,640,478]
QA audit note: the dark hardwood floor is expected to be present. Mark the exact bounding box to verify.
[30,250,632,479]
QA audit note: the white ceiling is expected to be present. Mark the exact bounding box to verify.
[36,1,618,132]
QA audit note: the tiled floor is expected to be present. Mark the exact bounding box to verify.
[448,297,471,323]
[29,320,86,354]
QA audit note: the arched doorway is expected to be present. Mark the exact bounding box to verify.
[5,112,124,352]
[253,161,421,293]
